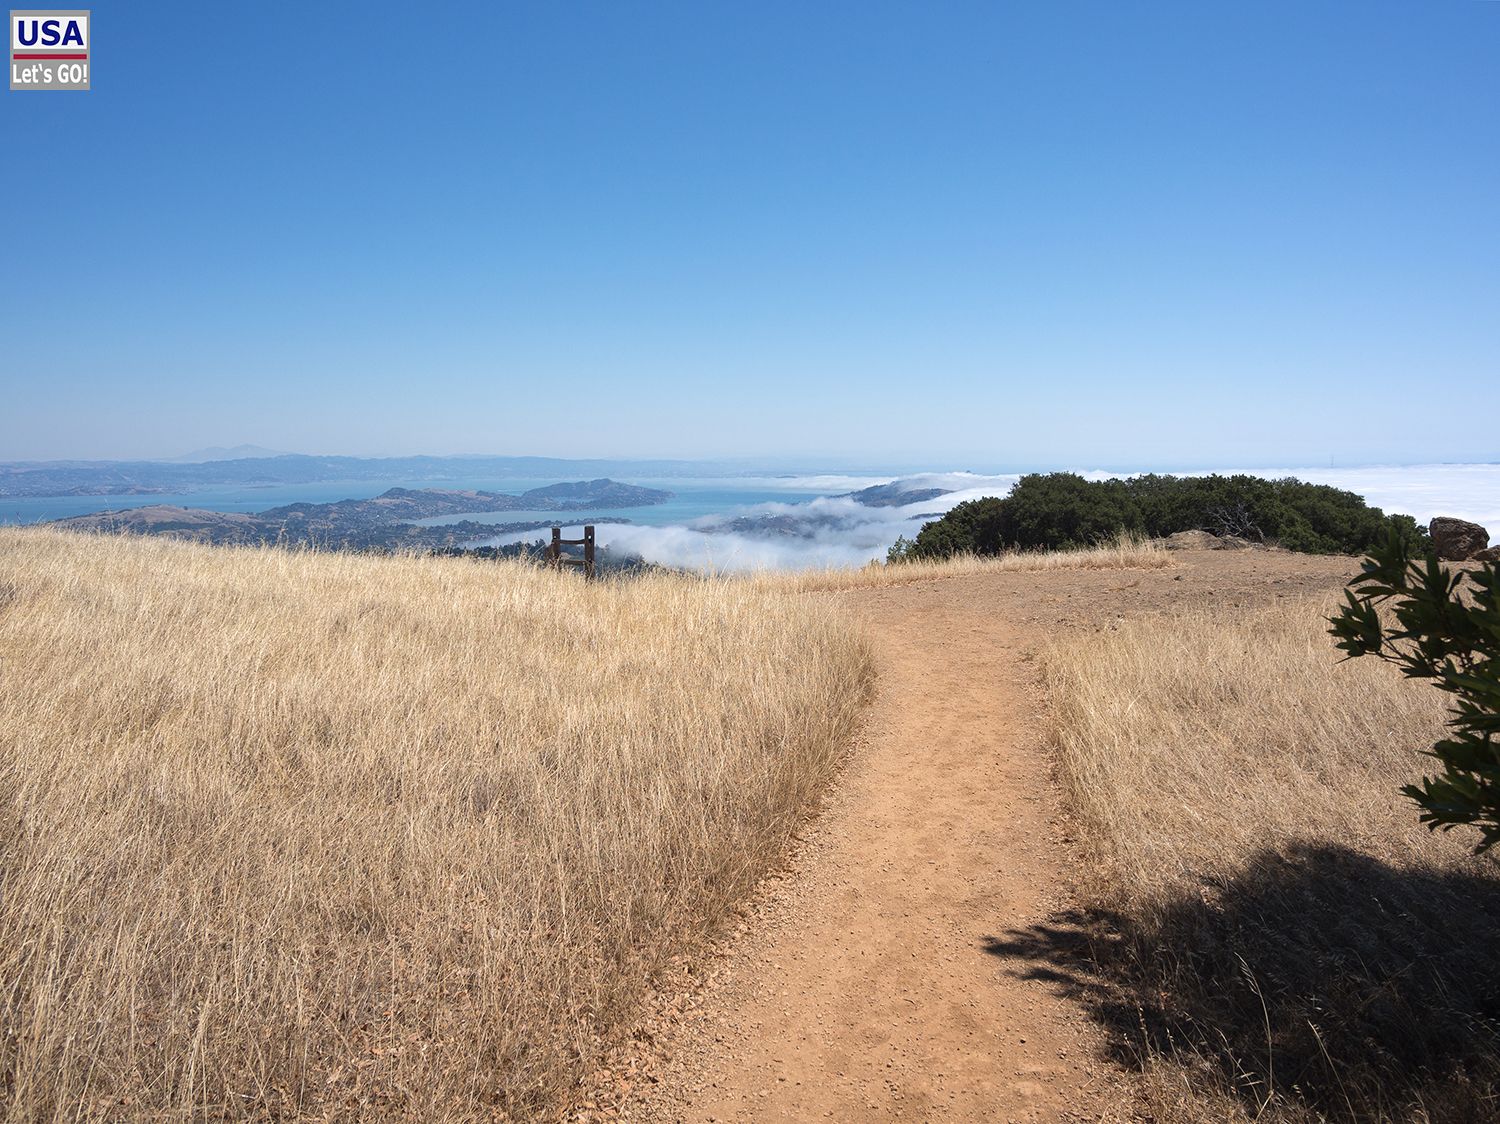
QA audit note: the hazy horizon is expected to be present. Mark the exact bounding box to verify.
[5,430,1499,474]
[5,445,1498,475]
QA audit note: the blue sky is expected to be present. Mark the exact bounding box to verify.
[2,3,1496,466]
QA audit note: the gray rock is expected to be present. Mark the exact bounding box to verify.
[1430,516,1491,561]
[1473,546,1500,564]
[1163,529,1223,550]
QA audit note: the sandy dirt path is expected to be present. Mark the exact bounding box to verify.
[634,578,1116,1122]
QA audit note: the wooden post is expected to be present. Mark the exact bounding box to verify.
[546,526,596,579]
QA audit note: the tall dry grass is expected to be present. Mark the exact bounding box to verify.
[0,528,872,1121]
[1039,597,1500,1122]
[759,534,1173,593]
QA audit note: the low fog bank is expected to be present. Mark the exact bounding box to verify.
[479,473,1029,571]
[1225,464,1500,542]
[474,464,1500,572]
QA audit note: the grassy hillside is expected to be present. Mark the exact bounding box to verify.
[0,529,872,1121]
[1040,597,1500,1122]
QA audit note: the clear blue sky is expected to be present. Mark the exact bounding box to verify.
[2,3,1496,466]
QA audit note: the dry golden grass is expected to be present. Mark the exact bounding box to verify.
[0,528,872,1121]
[1041,596,1500,1123]
[758,534,1173,593]
[1049,598,1459,907]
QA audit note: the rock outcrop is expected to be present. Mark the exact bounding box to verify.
[1163,530,1221,550]
[1429,517,1491,561]
[1161,529,1258,551]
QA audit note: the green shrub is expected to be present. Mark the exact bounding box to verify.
[991,473,1142,550]
[909,496,1008,558]
[910,472,1427,558]
[884,535,915,564]
[1329,531,1500,852]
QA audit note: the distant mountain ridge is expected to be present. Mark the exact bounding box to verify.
[165,445,287,463]
[0,454,708,498]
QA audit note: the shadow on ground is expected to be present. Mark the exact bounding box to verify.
[985,843,1500,1122]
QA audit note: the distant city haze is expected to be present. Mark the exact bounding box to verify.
[2,5,1495,465]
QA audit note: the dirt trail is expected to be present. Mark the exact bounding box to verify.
[626,553,1355,1122]
[637,578,1115,1122]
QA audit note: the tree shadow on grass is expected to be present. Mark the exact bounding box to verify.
[985,843,1500,1122]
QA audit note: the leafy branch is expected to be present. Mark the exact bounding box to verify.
[1329,530,1500,852]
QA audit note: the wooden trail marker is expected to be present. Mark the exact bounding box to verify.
[546,525,596,580]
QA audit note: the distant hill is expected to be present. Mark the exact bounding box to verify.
[841,481,953,508]
[0,454,704,498]
[517,478,676,509]
[256,481,669,524]
[165,445,287,463]
[47,481,669,550]
[54,506,267,537]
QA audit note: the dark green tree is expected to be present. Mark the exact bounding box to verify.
[1329,531,1500,852]
[909,496,1008,558]
[908,472,1429,559]
[991,473,1143,550]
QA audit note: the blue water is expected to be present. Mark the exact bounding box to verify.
[0,476,851,527]
[412,481,827,528]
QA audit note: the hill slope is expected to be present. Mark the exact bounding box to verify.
[0,529,869,1120]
